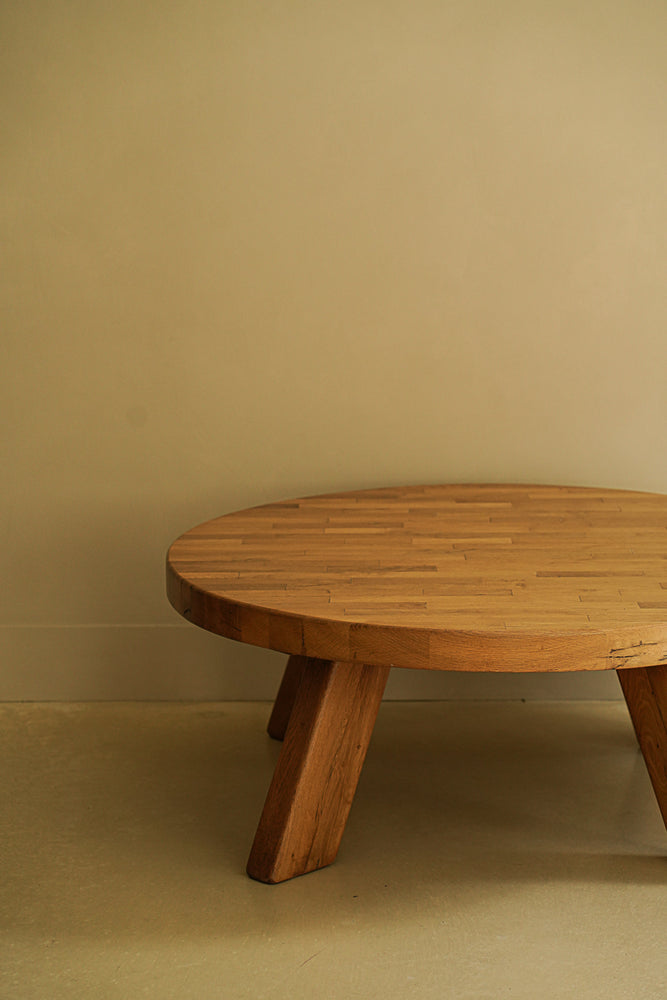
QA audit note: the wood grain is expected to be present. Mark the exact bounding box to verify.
[167,484,667,672]
[246,658,389,883]
[617,664,667,831]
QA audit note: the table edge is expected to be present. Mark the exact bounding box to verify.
[167,562,667,673]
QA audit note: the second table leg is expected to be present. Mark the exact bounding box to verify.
[617,663,667,831]
[267,655,308,741]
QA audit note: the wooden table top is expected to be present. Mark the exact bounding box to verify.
[167,484,667,673]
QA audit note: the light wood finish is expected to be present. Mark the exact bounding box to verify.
[168,484,667,672]
[246,658,389,883]
[266,654,307,741]
[617,665,667,830]
[167,484,667,881]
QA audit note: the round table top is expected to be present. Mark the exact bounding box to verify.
[167,484,667,673]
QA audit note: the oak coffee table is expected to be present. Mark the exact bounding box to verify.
[167,484,667,883]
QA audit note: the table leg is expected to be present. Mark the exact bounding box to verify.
[267,655,307,741]
[617,664,667,831]
[247,657,390,883]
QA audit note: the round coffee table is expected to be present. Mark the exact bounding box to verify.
[167,484,667,882]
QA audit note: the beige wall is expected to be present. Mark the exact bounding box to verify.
[3,1,666,700]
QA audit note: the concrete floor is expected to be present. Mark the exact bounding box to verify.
[1,700,666,999]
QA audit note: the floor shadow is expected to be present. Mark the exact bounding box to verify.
[1,702,664,943]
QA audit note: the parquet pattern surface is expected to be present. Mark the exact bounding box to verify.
[167,485,667,672]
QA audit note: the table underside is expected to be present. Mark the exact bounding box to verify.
[242,654,667,883]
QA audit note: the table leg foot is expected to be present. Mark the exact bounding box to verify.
[247,657,389,883]
[617,665,667,832]
[267,655,307,741]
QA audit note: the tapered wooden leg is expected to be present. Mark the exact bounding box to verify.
[617,664,667,831]
[247,657,390,883]
[267,655,307,741]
